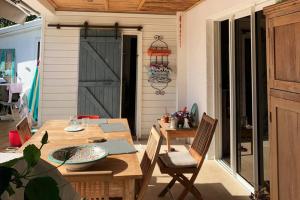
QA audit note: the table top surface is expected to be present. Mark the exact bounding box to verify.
[19,119,143,179]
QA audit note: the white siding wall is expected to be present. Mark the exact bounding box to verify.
[0,20,41,92]
[40,12,177,137]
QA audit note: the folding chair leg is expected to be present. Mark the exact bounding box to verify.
[10,105,15,121]
[190,185,202,199]
[171,173,203,200]
[158,177,177,197]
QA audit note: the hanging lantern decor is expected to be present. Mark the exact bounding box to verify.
[147,35,172,95]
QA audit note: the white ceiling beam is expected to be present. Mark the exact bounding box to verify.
[22,0,56,16]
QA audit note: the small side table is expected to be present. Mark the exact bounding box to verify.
[158,120,197,152]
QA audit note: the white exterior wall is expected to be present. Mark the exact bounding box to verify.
[180,0,276,157]
[40,12,177,137]
[0,20,41,93]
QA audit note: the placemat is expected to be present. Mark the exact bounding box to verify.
[86,118,108,125]
[99,123,128,133]
[98,139,137,155]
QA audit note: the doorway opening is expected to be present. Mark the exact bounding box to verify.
[121,35,137,136]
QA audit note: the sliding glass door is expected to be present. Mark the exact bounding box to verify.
[218,10,269,191]
[235,15,254,185]
[220,19,231,166]
[255,11,269,191]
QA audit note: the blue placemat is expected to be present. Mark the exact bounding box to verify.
[87,118,108,125]
[98,139,137,155]
[99,123,128,133]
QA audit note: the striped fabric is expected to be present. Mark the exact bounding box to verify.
[0,49,15,82]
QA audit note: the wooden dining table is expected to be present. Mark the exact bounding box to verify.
[19,118,142,200]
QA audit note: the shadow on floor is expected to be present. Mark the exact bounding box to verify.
[146,180,250,200]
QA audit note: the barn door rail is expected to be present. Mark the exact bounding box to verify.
[48,21,143,39]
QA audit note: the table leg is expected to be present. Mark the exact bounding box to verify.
[166,134,171,152]
[124,179,135,200]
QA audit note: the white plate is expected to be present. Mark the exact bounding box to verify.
[64,126,84,132]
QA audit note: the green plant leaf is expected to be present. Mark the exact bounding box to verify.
[0,167,13,197]
[41,131,48,145]
[25,177,60,200]
[23,145,41,167]
[0,157,23,167]
[6,184,15,196]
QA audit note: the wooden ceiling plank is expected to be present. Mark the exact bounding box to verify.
[48,0,201,14]
[104,0,109,10]
[47,0,58,8]
[137,0,146,10]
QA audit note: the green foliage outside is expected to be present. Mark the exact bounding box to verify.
[0,15,38,28]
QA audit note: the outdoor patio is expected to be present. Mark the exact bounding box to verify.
[2,0,300,199]
[0,117,249,200]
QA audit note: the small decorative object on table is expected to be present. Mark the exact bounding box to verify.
[171,104,199,129]
[169,116,177,129]
[172,107,191,129]
[148,35,172,95]
[190,103,199,128]
[49,144,108,171]
[161,107,170,123]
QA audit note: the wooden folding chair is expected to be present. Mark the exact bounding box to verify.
[16,117,32,145]
[157,113,218,200]
[64,171,113,200]
[136,126,163,200]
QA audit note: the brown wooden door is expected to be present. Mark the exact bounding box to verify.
[270,92,300,200]
[265,1,300,199]
[268,11,300,93]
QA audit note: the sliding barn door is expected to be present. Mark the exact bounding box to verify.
[78,30,122,118]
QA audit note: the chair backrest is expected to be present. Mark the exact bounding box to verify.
[64,171,113,200]
[8,83,22,103]
[137,126,163,200]
[189,113,218,167]
[77,115,100,119]
[16,117,32,144]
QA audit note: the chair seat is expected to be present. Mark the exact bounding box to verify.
[160,152,198,168]
[158,152,198,174]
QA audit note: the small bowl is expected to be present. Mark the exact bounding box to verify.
[48,144,108,171]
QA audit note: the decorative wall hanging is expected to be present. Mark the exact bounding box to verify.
[147,35,172,95]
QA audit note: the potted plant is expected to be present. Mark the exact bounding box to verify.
[0,132,71,200]
[250,183,270,200]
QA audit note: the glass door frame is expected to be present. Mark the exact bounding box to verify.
[212,1,275,192]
